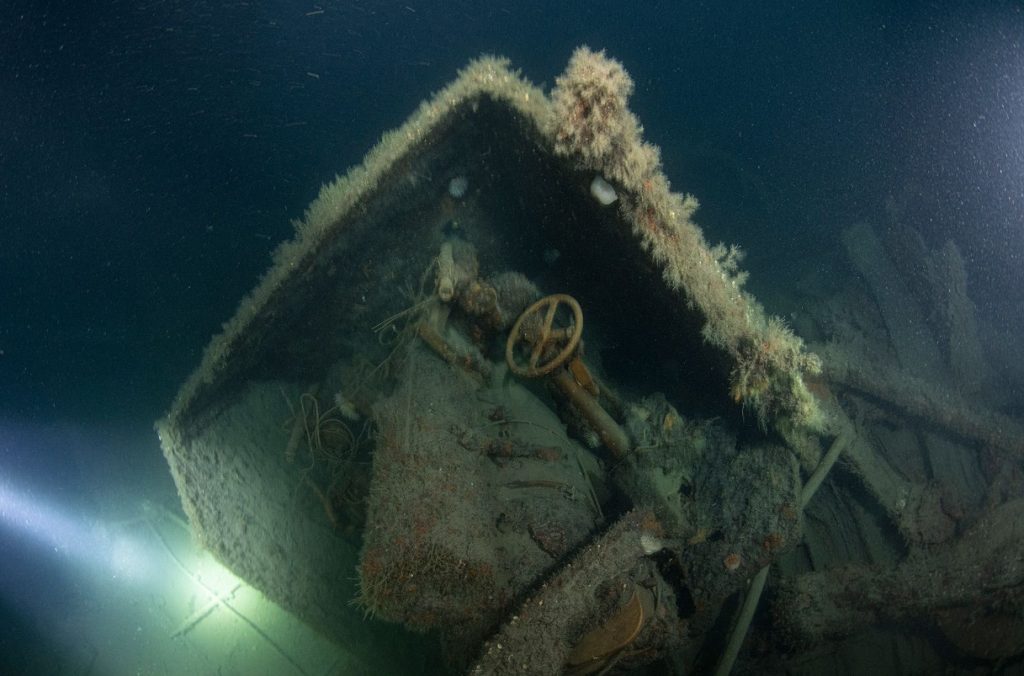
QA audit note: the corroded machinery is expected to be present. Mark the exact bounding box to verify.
[157,48,1021,674]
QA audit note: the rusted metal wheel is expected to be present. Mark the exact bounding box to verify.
[506,293,583,378]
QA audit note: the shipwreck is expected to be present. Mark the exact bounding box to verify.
[157,48,1024,674]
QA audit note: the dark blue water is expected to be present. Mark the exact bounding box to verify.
[2,1,1022,673]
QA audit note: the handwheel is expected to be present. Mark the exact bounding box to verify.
[505,294,583,378]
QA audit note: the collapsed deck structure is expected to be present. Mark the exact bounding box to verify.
[157,48,1022,674]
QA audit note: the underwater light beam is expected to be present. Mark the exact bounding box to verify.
[0,478,155,583]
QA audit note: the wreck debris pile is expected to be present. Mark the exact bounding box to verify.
[774,498,1024,660]
[155,45,1024,675]
[757,214,1024,671]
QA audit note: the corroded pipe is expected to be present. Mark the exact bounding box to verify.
[551,368,631,458]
